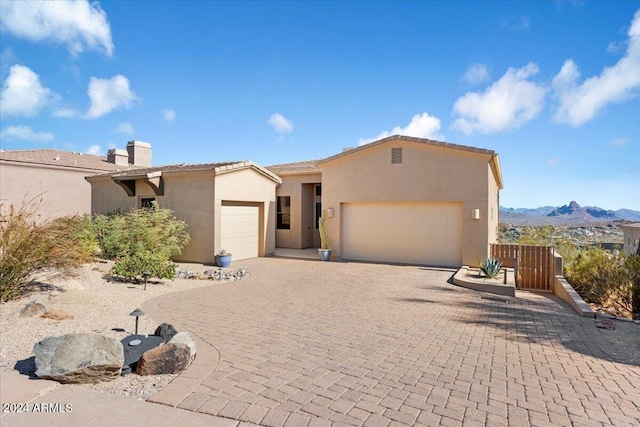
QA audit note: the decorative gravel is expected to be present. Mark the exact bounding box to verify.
[0,261,226,400]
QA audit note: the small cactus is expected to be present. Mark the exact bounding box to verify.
[480,257,503,279]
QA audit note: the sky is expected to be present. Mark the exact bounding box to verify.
[0,1,639,211]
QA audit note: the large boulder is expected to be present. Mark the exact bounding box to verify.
[154,323,178,342]
[136,343,190,376]
[34,333,124,384]
[168,332,196,363]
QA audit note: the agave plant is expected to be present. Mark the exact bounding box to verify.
[480,257,503,279]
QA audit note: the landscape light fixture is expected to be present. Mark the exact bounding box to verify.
[129,308,145,335]
[142,271,151,290]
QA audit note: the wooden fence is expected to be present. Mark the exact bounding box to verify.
[490,244,555,291]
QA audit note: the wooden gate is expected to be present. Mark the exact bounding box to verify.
[490,244,555,290]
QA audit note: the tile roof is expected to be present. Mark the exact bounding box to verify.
[265,160,321,175]
[620,222,640,229]
[319,135,497,165]
[0,149,138,172]
[87,161,282,183]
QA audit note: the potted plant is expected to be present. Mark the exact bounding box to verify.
[216,249,232,268]
[318,210,331,261]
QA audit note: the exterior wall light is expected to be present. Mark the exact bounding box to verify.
[471,209,480,220]
[327,208,334,218]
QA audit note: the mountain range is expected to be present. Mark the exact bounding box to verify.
[500,201,640,226]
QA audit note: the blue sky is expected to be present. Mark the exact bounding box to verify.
[1,1,639,210]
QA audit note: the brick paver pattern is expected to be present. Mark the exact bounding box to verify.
[145,258,640,426]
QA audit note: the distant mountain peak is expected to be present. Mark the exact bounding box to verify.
[548,201,588,218]
[499,201,640,226]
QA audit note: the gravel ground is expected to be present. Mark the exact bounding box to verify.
[0,261,218,400]
[2,262,639,402]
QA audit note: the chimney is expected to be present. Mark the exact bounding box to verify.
[126,140,152,167]
[107,148,129,166]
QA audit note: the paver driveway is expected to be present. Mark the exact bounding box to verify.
[144,258,640,426]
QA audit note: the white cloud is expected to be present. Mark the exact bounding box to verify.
[268,113,294,133]
[85,144,101,155]
[163,109,176,122]
[0,125,53,142]
[0,0,113,56]
[502,16,531,31]
[610,137,630,147]
[552,10,640,126]
[117,122,135,135]
[545,157,560,167]
[0,64,53,117]
[452,63,546,135]
[86,75,137,119]
[0,47,16,72]
[463,63,490,84]
[358,112,443,146]
[52,108,80,118]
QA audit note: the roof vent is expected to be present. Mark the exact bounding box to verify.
[391,147,403,164]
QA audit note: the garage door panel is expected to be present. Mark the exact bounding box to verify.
[342,203,461,267]
[220,205,259,261]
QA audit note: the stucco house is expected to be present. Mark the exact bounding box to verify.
[85,135,502,267]
[86,161,282,264]
[620,223,640,255]
[269,135,503,267]
[0,141,150,219]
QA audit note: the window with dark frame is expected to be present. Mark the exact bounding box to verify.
[140,197,156,208]
[277,196,291,229]
[315,185,322,196]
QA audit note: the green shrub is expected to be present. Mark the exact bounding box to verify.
[480,257,503,279]
[565,248,634,316]
[110,250,176,280]
[0,203,94,302]
[92,205,190,281]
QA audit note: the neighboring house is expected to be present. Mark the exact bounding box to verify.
[86,162,282,264]
[268,135,503,267]
[85,135,503,267]
[620,223,640,255]
[0,141,150,219]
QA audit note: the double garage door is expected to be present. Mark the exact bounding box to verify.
[220,205,259,261]
[341,202,462,267]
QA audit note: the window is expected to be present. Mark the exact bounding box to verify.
[315,185,322,196]
[140,197,156,208]
[277,196,291,229]
[391,147,403,164]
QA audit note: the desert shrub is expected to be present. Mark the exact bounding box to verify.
[565,248,634,316]
[480,257,503,279]
[92,205,190,281]
[0,204,94,302]
[110,250,176,280]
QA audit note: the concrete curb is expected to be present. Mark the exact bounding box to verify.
[453,266,516,297]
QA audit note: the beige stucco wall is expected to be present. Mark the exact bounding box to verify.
[319,140,499,266]
[88,167,277,264]
[0,162,96,219]
[275,173,322,249]
[621,225,640,255]
[214,168,278,258]
[89,171,216,263]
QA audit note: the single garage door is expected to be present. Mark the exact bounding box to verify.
[220,204,259,261]
[341,202,462,267]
